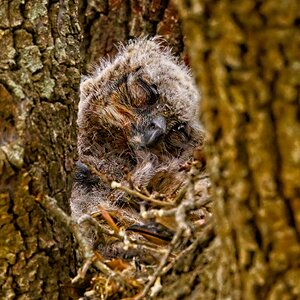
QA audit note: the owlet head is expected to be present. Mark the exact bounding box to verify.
[77,37,202,157]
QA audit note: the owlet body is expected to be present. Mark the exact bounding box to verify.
[70,38,204,256]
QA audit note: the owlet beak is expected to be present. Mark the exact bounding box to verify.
[143,115,166,147]
[129,115,167,148]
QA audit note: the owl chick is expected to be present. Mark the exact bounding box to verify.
[70,37,204,257]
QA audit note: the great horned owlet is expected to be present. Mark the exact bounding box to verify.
[70,37,204,257]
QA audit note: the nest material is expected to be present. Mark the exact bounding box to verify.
[70,156,213,300]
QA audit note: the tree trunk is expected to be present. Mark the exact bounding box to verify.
[79,0,184,69]
[2,0,299,299]
[175,0,300,298]
[0,0,81,298]
[0,1,185,299]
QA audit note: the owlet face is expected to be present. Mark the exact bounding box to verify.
[77,38,203,160]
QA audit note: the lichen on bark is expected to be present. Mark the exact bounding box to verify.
[0,0,81,298]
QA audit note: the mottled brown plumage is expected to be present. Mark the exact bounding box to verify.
[70,37,205,258]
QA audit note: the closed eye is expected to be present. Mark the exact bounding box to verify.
[137,79,159,105]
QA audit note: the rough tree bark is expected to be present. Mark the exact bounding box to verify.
[174,0,300,299]
[0,0,81,298]
[1,0,299,299]
[79,0,184,71]
[0,0,186,299]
